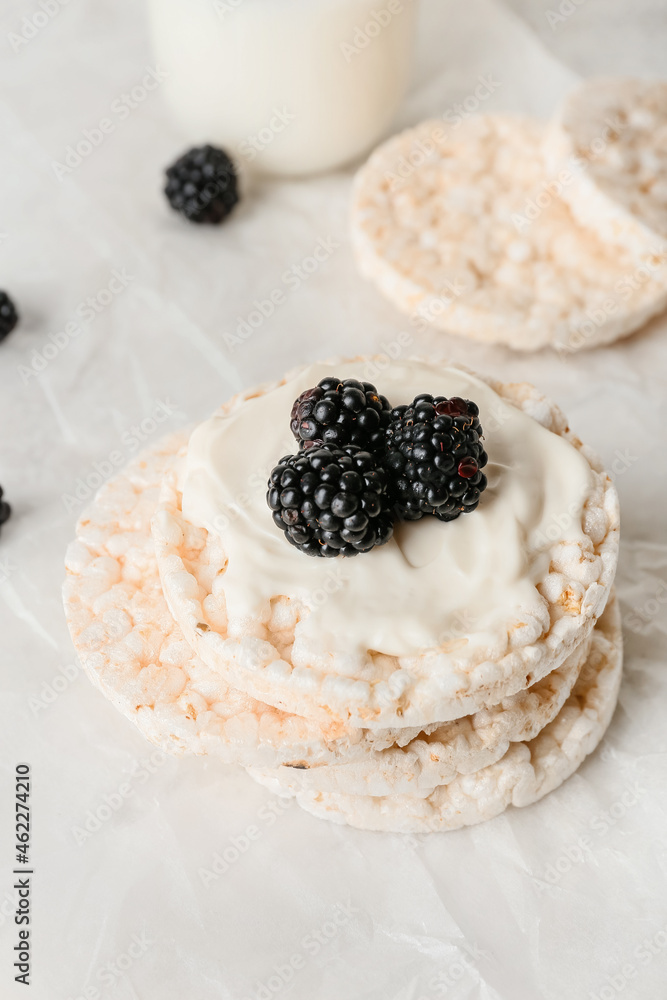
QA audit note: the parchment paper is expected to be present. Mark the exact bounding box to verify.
[1,1,666,997]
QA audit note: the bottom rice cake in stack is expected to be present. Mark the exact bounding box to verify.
[64,357,621,833]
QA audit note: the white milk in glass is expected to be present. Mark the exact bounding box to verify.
[148,0,418,175]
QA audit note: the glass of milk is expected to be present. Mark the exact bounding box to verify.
[147,0,419,176]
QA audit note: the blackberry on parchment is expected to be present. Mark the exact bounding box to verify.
[0,486,11,534]
[164,145,239,224]
[0,291,19,341]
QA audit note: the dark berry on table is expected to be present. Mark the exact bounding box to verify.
[164,145,239,224]
[0,292,19,341]
[0,486,11,529]
[290,377,392,454]
[385,394,488,522]
[267,445,394,557]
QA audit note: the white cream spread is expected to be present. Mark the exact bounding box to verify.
[180,361,594,660]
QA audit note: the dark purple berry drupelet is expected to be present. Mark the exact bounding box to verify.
[164,145,239,224]
[0,292,19,342]
[385,395,488,522]
[267,445,394,557]
[290,377,391,454]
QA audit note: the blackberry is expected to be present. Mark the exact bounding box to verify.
[267,445,394,557]
[0,292,18,341]
[290,377,391,454]
[0,486,10,531]
[385,394,488,522]
[164,145,239,224]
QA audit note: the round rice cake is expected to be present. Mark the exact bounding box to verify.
[151,358,619,731]
[246,629,591,797]
[62,431,591,779]
[544,77,667,259]
[351,115,667,352]
[247,593,622,833]
[62,434,441,768]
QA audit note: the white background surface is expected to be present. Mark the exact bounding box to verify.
[1,1,667,998]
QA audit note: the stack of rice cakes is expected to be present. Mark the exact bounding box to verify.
[64,360,621,833]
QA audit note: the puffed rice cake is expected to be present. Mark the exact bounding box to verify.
[248,594,622,832]
[544,77,667,259]
[152,360,619,731]
[351,115,667,351]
